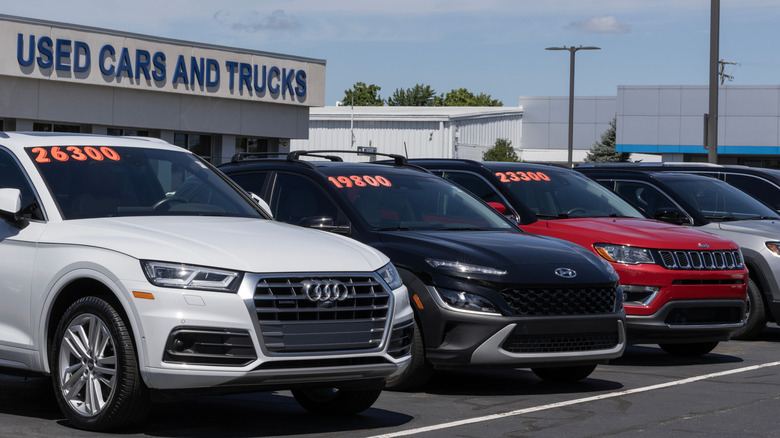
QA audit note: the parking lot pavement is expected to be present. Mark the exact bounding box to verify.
[3,328,780,437]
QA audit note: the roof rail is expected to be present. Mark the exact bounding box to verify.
[287,149,407,165]
[231,152,288,163]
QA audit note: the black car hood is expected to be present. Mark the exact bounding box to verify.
[374,230,618,286]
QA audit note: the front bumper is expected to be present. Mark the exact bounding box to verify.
[124,273,413,391]
[626,299,745,344]
[417,285,626,368]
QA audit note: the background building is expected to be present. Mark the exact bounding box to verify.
[0,14,326,164]
[290,106,523,162]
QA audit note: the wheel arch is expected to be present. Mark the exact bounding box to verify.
[40,271,143,375]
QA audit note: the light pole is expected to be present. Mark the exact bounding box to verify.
[546,45,600,168]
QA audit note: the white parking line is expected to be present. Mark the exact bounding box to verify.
[367,361,780,438]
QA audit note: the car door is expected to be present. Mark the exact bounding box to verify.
[0,147,45,360]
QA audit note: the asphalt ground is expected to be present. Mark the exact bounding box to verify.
[3,327,780,437]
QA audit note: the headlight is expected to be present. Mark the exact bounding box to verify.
[766,242,780,256]
[378,263,403,289]
[425,258,507,276]
[436,288,500,315]
[594,244,655,265]
[141,261,242,292]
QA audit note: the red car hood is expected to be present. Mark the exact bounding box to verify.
[522,218,738,251]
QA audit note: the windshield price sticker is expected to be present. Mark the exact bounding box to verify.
[30,146,121,163]
[495,171,550,183]
[328,175,392,188]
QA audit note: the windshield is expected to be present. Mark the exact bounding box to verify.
[662,176,780,221]
[27,145,263,219]
[328,170,517,232]
[495,168,645,219]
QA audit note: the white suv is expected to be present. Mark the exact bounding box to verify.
[0,132,413,431]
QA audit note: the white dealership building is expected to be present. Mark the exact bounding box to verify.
[0,14,325,164]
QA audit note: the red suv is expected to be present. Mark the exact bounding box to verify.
[413,159,748,356]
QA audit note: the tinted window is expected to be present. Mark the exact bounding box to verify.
[724,174,780,211]
[269,173,345,227]
[662,176,780,221]
[228,171,269,197]
[326,170,516,231]
[27,146,262,219]
[612,181,678,215]
[496,168,644,219]
[0,148,43,220]
[442,172,504,204]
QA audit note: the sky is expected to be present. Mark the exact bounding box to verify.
[4,1,780,107]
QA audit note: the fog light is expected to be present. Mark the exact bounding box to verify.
[622,285,660,306]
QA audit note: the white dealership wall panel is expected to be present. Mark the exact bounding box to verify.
[290,106,523,162]
[517,95,623,163]
[0,14,325,164]
[617,85,780,164]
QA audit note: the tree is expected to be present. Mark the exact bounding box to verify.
[387,84,438,106]
[583,117,630,163]
[482,138,519,162]
[440,88,502,107]
[342,82,384,106]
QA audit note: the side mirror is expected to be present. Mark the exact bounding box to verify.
[487,202,506,215]
[299,216,350,235]
[249,192,273,219]
[0,188,28,228]
[653,207,691,225]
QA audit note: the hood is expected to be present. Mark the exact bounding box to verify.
[717,219,780,239]
[376,230,618,285]
[539,218,738,250]
[41,217,388,273]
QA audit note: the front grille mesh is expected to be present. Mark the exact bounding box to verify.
[658,249,743,270]
[253,275,390,354]
[502,332,619,353]
[500,287,618,316]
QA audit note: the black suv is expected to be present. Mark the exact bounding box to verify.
[579,162,780,212]
[220,151,626,389]
[577,167,780,339]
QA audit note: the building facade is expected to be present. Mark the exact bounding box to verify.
[290,106,523,162]
[0,14,326,164]
[617,85,780,166]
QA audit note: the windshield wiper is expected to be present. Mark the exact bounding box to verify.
[741,216,780,221]
[373,226,417,231]
[704,215,745,221]
[441,227,491,231]
[535,213,568,219]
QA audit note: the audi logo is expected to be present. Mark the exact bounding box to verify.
[554,268,577,278]
[301,280,351,302]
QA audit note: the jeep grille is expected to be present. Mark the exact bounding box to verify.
[658,249,743,270]
[253,275,391,354]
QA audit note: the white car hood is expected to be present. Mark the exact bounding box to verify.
[717,219,780,238]
[40,217,388,273]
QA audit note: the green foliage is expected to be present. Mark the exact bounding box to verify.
[482,138,519,162]
[440,88,502,107]
[346,82,502,107]
[387,84,438,106]
[583,117,630,163]
[342,82,384,106]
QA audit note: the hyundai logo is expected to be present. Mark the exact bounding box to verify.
[554,268,577,278]
[301,280,351,302]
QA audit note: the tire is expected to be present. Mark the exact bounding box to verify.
[292,387,382,415]
[659,341,719,356]
[731,278,767,340]
[531,364,597,382]
[50,296,149,431]
[385,318,434,391]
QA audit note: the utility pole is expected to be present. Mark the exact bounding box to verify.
[706,0,720,164]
